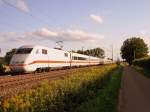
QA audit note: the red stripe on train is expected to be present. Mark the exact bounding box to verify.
[10,60,100,67]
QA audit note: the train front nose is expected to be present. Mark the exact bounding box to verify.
[10,61,27,72]
[9,47,34,73]
[9,54,28,72]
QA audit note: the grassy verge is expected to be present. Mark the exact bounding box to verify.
[75,66,123,112]
[133,57,150,68]
[0,64,118,112]
[132,66,150,78]
[133,57,150,78]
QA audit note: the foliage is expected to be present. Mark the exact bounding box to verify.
[133,57,150,68]
[0,57,5,64]
[1,64,117,112]
[116,59,121,65]
[4,49,16,65]
[133,57,150,77]
[121,37,148,65]
[0,63,6,74]
[76,48,105,58]
[75,66,123,112]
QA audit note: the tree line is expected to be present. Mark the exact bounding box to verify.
[74,48,105,58]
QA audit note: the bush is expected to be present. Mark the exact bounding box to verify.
[116,60,121,65]
[1,64,117,112]
[133,57,150,68]
[0,63,6,74]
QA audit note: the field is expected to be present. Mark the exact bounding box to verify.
[0,64,123,112]
[0,66,106,98]
[75,66,122,112]
[133,57,150,77]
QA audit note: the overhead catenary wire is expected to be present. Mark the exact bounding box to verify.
[0,3,34,31]
[29,3,55,24]
[2,0,52,27]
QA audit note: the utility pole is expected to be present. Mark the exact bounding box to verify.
[82,47,84,54]
[112,45,113,62]
[133,49,135,60]
[0,48,1,57]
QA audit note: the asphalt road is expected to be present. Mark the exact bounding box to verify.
[118,66,150,112]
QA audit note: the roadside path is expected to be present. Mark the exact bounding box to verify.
[118,66,150,112]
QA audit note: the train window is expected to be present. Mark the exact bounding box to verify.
[72,56,87,60]
[78,57,86,60]
[42,49,47,54]
[16,48,33,54]
[64,53,68,57]
[72,56,78,60]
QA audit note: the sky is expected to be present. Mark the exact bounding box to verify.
[0,0,150,59]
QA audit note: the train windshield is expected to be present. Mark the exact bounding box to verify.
[16,48,33,54]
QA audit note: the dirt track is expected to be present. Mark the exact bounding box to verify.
[118,66,150,112]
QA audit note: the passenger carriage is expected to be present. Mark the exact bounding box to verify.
[10,45,106,72]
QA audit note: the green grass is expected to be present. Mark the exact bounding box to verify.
[0,57,6,74]
[1,64,118,112]
[75,66,123,112]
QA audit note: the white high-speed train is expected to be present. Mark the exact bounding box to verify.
[9,45,111,72]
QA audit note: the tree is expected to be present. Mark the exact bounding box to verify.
[76,48,105,58]
[121,37,148,65]
[5,48,16,65]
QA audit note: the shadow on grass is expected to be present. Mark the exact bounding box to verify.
[133,66,150,78]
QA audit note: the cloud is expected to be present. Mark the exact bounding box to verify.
[16,0,29,12]
[31,27,104,41]
[0,28,104,56]
[2,0,29,12]
[0,28,104,45]
[0,32,16,42]
[34,28,58,38]
[90,14,103,24]
[0,32,31,44]
[139,30,147,35]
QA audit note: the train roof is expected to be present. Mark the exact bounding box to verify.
[18,45,101,59]
[19,45,69,53]
[20,45,47,49]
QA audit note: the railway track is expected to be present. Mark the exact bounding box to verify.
[0,70,72,98]
[0,66,99,99]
